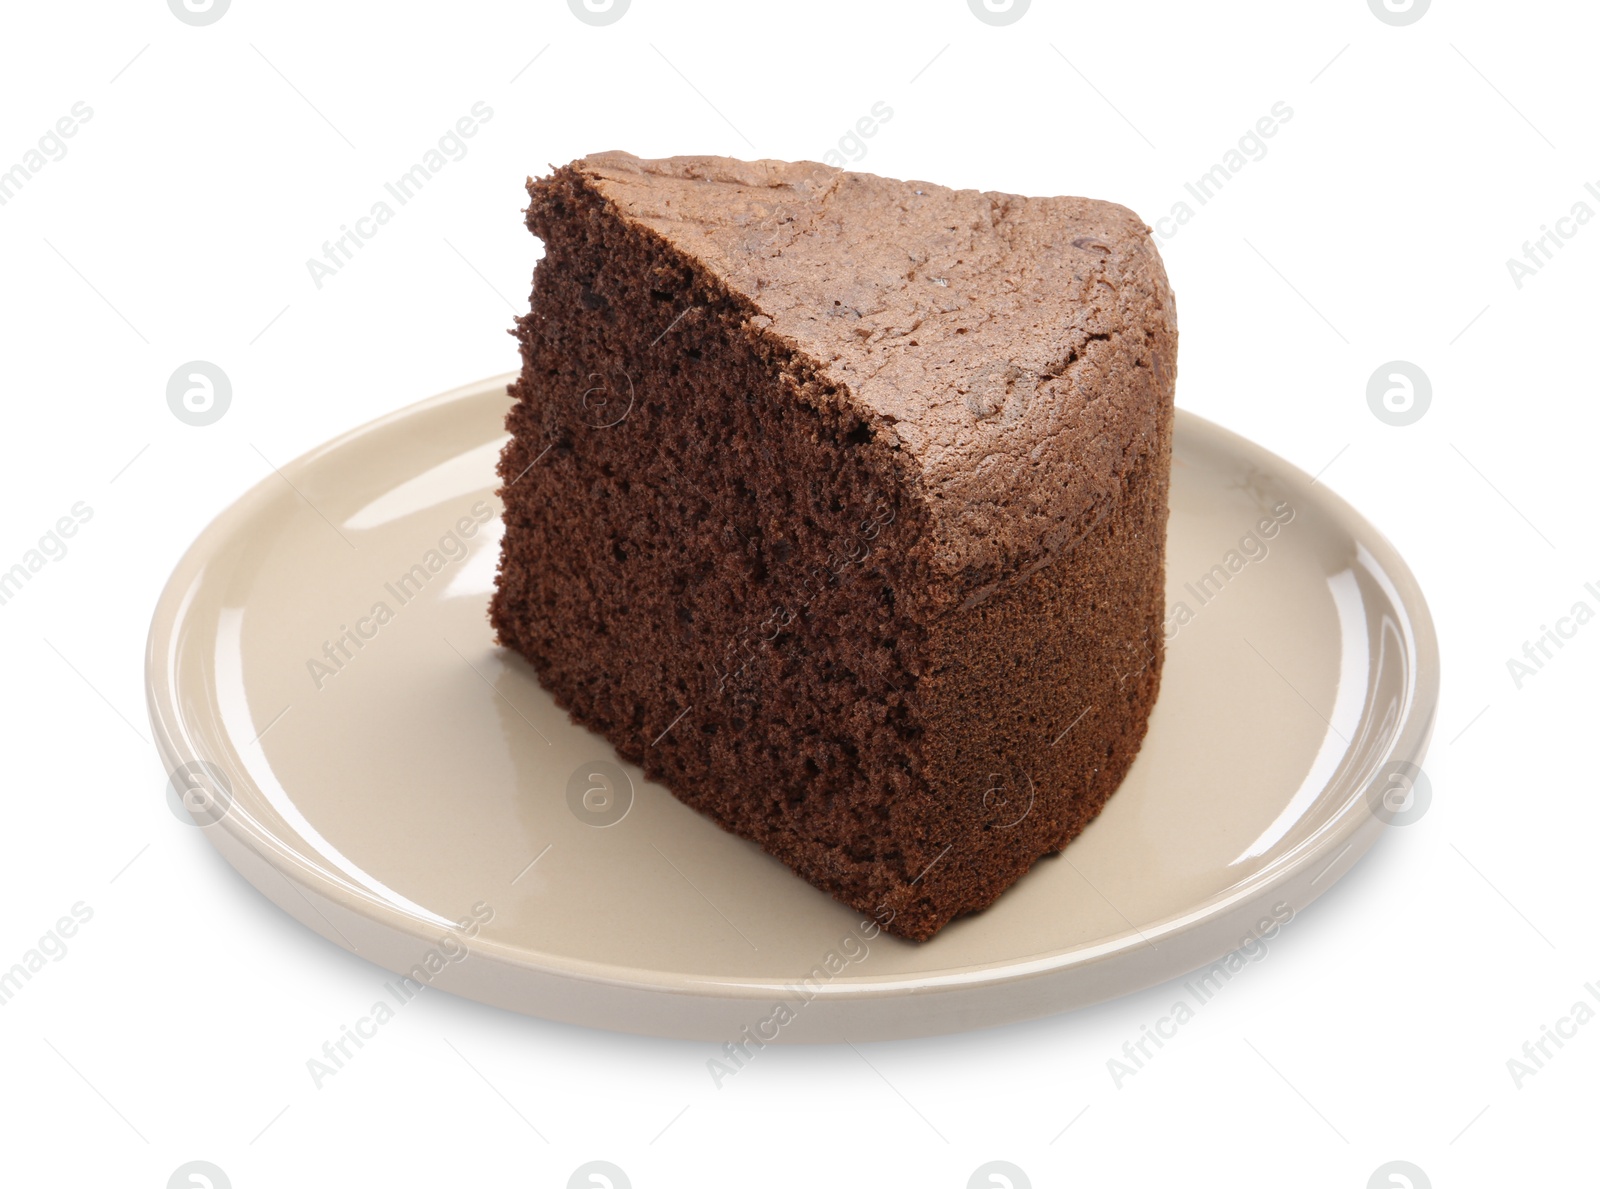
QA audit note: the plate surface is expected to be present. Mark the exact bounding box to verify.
[147,374,1437,1042]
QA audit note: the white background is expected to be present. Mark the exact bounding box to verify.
[1,1,1595,1185]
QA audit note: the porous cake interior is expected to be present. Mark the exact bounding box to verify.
[493,166,943,926]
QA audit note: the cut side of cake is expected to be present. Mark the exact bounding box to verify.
[490,152,1177,941]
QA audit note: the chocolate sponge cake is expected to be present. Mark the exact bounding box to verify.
[491,152,1176,941]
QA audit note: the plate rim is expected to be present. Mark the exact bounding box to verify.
[145,373,1440,1011]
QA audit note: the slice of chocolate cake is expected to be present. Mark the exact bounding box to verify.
[491,152,1176,941]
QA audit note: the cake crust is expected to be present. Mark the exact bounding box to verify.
[572,151,1177,596]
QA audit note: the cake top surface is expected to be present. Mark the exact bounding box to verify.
[563,151,1176,584]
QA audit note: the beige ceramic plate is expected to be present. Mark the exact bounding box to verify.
[147,374,1437,1042]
